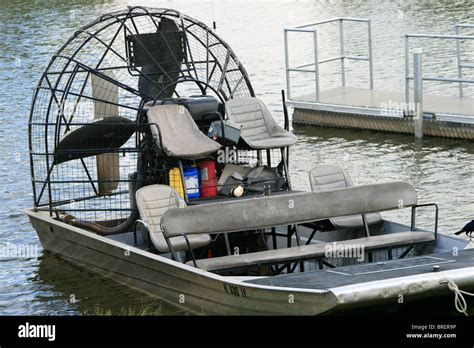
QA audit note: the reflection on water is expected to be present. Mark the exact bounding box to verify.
[34,252,182,315]
[0,0,473,315]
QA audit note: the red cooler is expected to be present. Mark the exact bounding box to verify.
[198,160,217,197]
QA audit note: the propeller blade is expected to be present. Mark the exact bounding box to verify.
[54,116,136,164]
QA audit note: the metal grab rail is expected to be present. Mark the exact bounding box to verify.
[284,17,374,102]
[456,24,474,97]
[405,26,474,103]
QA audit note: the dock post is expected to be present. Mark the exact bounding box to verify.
[455,25,464,98]
[339,19,346,87]
[413,48,423,139]
[312,29,320,102]
[368,19,374,89]
[284,29,291,100]
[404,35,410,105]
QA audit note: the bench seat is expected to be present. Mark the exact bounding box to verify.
[186,231,435,271]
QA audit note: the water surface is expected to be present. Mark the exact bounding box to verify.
[0,0,473,315]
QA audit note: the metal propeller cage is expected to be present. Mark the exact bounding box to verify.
[29,7,255,224]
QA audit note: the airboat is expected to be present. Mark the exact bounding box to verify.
[26,7,474,315]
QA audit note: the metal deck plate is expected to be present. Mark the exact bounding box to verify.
[245,249,474,290]
[295,87,474,118]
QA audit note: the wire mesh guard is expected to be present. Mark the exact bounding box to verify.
[29,7,254,224]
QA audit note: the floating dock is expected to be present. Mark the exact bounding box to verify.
[284,18,474,139]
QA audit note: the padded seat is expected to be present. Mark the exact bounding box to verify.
[147,104,221,160]
[309,165,382,229]
[136,185,211,253]
[186,231,435,271]
[225,97,298,150]
[161,182,417,238]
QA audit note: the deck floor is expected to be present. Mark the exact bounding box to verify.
[246,249,474,290]
[296,87,474,116]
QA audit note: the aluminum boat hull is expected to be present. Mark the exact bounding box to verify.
[25,209,474,315]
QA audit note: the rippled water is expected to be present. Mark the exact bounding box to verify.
[0,0,473,315]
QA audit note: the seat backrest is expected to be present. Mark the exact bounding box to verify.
[225,97,276,141]
[309,164,354,192]
[147,104,221,159]
[161,182,417,238]
[161,96,222,122]
[135,184,185,235]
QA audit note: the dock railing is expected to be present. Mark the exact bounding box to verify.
[405,25,474,105]
[456,23,474,98]
[284,17,374,102]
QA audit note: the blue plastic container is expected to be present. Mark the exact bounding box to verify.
[183,165,200,199]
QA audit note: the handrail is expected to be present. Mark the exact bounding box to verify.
[405,24,474,103]
[295,16,371,28]
[456,23,474,28]
[405,33,474,40]
[284,28,320,101]
[455,24,474,97]
[406,76,474,84]
[285,28,315,33]
[284,17,374,102]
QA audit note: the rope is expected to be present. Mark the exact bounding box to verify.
[446,279,474,316]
